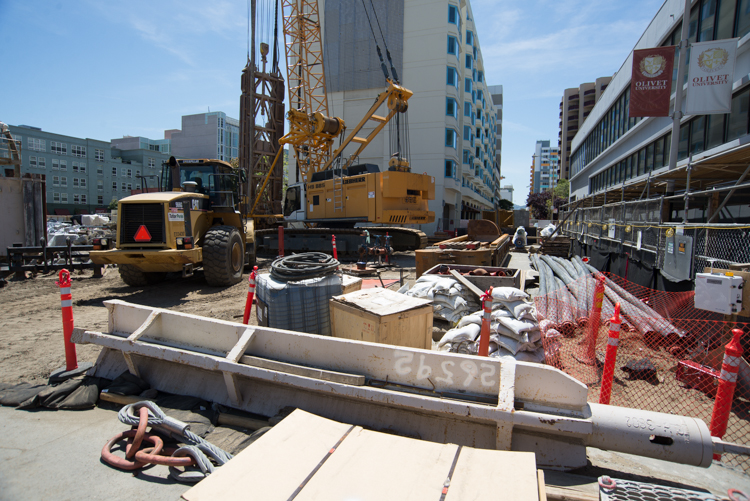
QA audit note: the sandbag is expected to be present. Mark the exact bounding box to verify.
[437,323,481,348]
[515,347,546,364]
[0,382,47,407]
[491,287,529,302]
[496,316,539,335]
[457,313,482,327]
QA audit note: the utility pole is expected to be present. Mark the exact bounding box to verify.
[667,0,692,172]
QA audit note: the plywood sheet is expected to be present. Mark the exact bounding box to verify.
[182,410,352,501]
[444,446,539,501]
[332,287,431,317]
[295,427,459,501]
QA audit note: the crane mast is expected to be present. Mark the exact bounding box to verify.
[280,0,343,182]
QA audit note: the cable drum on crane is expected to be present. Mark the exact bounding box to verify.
[270,252,340,281]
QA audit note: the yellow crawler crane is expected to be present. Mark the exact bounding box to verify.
[253,0,434,254]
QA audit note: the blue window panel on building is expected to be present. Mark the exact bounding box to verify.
[446,97,457,117]
[445,159,456,178]
[448,4,458,24]
[445,128,457,148]
[465,78,472,93]
[466,30,473,45]
[463,149,471,164]
[447,35,458,55]
[447,67,458,88]
[463,125,471,140]
[464,102,472,117]
[465,54,472,69]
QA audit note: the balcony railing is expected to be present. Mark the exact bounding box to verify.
[583,100,595,106]
[583,89,596,96]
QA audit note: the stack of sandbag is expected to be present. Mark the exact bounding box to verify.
[434,287,545,364]
[399,275,479,323]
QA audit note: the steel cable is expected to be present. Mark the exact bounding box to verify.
[270,252,340,281]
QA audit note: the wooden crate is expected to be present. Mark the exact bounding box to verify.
[423,264,521,289]
[330,288,433,349]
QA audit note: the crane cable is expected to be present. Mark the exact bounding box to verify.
[360,0,390,82]
[367,0,399,83]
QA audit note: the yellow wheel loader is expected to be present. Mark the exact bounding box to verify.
[90,157,255,287]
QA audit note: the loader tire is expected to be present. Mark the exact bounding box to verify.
[203,225,244,287]
[119,265,166,287]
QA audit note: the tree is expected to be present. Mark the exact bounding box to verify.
[553,179,569,200]
[526,191,551,219]
[497,199,514,211]
[108,197,118,210]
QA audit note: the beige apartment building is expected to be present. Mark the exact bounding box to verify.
[558,77,612,180]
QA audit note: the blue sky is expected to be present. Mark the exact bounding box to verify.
[1,0,663,204]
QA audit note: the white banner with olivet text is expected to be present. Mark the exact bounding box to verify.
[686,39,738,115]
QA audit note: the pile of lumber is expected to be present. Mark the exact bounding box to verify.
[438,240,491,250]
[539,236,570,257]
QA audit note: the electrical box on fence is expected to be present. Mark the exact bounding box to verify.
[694,272,744,314]
[663,234,693,281]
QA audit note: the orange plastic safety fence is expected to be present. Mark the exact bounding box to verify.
[535,272,750,474]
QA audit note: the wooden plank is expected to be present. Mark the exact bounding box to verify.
[538,470,547,501]
[444,447,539,501]
[449,269,485,298]
[295,425,458,501]
[239,354,365,386]
[182,410,354,501]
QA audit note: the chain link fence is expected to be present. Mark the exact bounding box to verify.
[561,201,750,276]
[537,272,750,474]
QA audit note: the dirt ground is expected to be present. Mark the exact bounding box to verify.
[0,254,417,386]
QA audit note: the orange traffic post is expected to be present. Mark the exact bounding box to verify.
[710,328,744,460]
[57,269,78,371]
[576,274,605,365]
[242,266,259,325]
[332,235,338,261]
[278,225,284,257]
[599,302,622,405]
[478,287,493,357]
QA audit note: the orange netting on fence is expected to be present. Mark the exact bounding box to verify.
[535,271,750,473]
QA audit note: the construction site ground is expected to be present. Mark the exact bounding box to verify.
[1,251,749,499]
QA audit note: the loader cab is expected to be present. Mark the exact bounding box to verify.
[161,157,240,210]
[283,183,306,221]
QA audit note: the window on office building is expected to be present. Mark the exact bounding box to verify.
[97,195,103,205]
[127,169,132,178]
[112,182,117,191]
[465,78,472,94]
[71,145,86,158]
[97,180,103,191]
[148,158,155,168]
[73,178,79,188]
[29,156,37,168]
[51,141,67,155]
[53,176,60,186]
[466,30,473,46]
[112,167,117,176]
[61,193,68,203]
[53,193,60,203]
[465,54,472,70]
[28,138,46,152]
[60,177,67,187]
[38,157,46,169]
[59,160,67,171]
[74,194,80,204]
[127,183,132,191]
[52,159,59,170]
[95,149,105,162]
[81,194,87,204]
[97,166,103,175]
[80,178,86,188]
[121,183,126,191]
